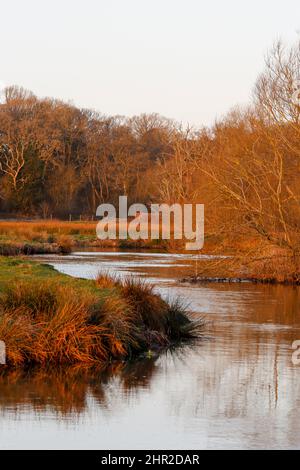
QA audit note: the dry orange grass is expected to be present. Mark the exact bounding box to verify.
[120,277,168,332]
[0,219,176,254]
[0,220,96,254]
[0,220,97,240]
[95,272,122,289]
[0,275,203,367]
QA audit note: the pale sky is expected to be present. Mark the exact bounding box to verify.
[1,0,300,126]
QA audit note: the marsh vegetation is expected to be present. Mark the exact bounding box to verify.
[0,258,203,366]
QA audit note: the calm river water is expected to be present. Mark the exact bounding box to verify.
[0,250,299,449]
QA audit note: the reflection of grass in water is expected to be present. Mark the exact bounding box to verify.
[0,343,206,417]
[0,360,158,416]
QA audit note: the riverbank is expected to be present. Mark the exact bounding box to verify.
[0,220,170,255]
[0,257,203,367]
[183,248,300,285]
[2,220,299,284]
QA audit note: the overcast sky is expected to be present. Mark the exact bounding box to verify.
[1,0,299,126]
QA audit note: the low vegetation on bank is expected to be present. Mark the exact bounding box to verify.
[185,241,300,285]
[0,257,203,367]
[2,220,300,284]
[0,220,170,255]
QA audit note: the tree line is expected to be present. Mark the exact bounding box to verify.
[0,89,177,217]
[1,40,300,260]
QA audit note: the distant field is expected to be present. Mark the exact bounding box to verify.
[0,220,97,241]
[0,220,171,254]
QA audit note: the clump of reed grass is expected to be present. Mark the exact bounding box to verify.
[95,272,121,289]
[0,309,33,365]
[1,281,59,317]
[0,274,204,367]
[165,298,205,340]
[56,234,73,254]
[120,277,169,332]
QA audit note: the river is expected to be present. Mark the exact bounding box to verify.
[0,250,299,449]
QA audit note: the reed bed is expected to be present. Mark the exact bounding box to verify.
[0,271,204,367]
[0,220,96,239]
[0,220,95,254]
[0,220,169,253]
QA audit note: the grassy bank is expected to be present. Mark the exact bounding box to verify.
[0,257,203,367]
